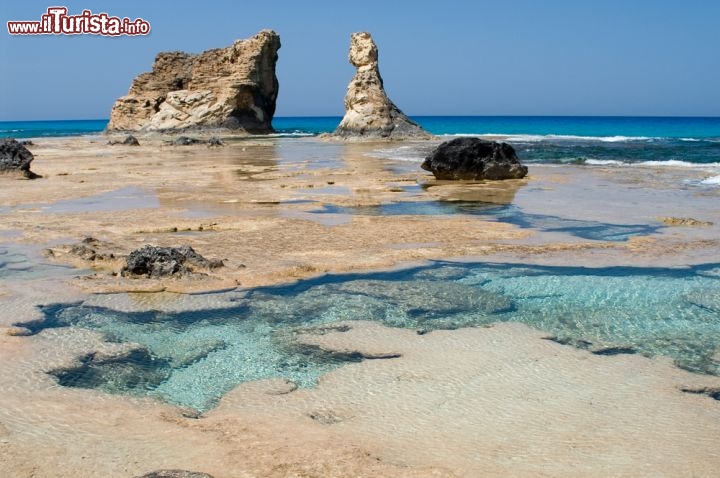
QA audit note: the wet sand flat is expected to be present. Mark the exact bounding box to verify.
[1,135,719,477]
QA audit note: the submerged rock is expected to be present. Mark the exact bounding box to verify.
[684,289,720,313]
[122,245,223,278]
[422,137,528,180]
[0,138,37,178]
[333,32,429,139]
[50,346,170,394]
[333,279,514,316]
[165,338,227,368]
[107,30,280,133]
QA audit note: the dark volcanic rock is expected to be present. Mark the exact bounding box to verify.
[0,138,36,178]
[422,137,528,180]
[122,245,223,278]
[165,136,224,147]
[135,470,214,478]
[207,137,224,147]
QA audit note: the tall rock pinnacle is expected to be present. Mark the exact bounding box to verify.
[107,30,280,133]
[333,32,430,139]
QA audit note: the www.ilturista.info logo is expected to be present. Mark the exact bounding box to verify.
[7,7,150,36]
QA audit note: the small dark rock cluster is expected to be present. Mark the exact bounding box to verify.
[135,470,214,478]
[0,138,38,178]
[207,137,224,147]
[68,237,116,261]
[421,137,528,180]
[165,136,224,147]
[169,136,203,146]
[108,134,140,146]
[121,245,223,278]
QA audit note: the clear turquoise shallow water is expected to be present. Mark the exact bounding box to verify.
[19,261,720,412]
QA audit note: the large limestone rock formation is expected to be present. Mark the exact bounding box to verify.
[333,32,429,139]
[107,30,280,133]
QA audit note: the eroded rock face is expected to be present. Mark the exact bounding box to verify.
[422,137,529,180]
[333,32,429,139]
[0,138,36,178]
[107,30,280,133]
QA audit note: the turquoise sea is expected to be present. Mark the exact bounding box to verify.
[4,116,720,139]
[2,116,720,166]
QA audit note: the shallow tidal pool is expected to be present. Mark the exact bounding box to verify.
[21,261,720,411]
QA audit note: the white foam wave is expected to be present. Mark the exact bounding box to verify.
[637,159,720,168]
[441,133,658,143]
[700,174,720,185]
[270,132,315,137]
[441,133,720,143]
[581,159,720,173]
[584,159,625,166]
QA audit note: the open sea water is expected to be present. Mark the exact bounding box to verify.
[3,116,720,181]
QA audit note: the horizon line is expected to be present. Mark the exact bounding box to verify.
[2,114,720,123]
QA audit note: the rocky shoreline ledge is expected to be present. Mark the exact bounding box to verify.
[1,134,719,477]
[1,134,718,294]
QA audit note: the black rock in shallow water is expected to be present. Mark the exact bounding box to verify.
[421,137,528,180]
[122,245,223,278]
[0,138,37,178]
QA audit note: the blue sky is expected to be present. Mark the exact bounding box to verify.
[1,0,719,120]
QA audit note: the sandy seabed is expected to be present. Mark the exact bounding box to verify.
[1,134,719,477]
